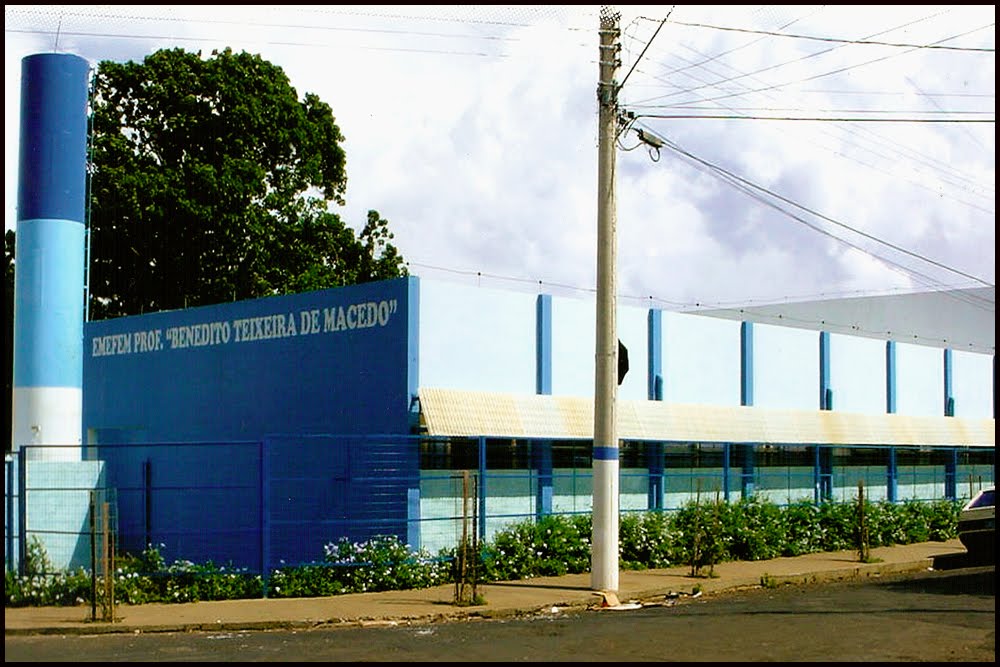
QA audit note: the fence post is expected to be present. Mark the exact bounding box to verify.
[17,448,27,577]
[259,439,269,599]
[454,470,480,606]
[89,490,97,622]
[477,436,487,546]
[101,500,115,621]
[856,480,869,563]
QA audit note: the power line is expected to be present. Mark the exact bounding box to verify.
[626,5,829,93]
[633,113,993,123]
[619,15,994,213]
[669,19,995,52]
[631,106,993,115]
[3,27,513,59]
[627,12,989,108]
[659,20,994,109]
[617,7,673,94]
[787,89,993,99]
[633,124,995,301]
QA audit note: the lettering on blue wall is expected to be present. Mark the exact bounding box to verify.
[90,299,398,357]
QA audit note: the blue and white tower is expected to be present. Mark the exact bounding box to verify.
[12,53,91,461]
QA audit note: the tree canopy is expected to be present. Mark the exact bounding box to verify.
[86,47,406,319]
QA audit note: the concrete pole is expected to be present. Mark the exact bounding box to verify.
[591,6,620,594]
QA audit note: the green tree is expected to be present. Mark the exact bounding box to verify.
[87,46,406,319]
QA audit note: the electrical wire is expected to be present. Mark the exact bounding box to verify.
[633,113,993,123]
[618,12,994,214]
[631,123,995,310]
[617,7,673,94]
[656,21,995,109]
[627,9,987,108]
[669,19,995,52]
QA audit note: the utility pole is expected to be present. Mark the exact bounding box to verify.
[591,5,620,594]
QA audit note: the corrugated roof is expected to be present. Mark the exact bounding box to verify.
[418,387,995,447]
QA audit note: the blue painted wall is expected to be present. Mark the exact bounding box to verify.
[84,277,418,443]
[80,277,419,568]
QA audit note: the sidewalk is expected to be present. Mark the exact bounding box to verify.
[5,540,968,636]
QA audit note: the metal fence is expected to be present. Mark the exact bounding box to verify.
[5,436,994,579]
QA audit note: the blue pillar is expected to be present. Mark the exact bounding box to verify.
[886,447,898,502]
[944,448,958,501]
[885,341,897,414]
[646,309,664,510]
[647,309,662,401]
[741,444,756,499]
[535,295,552,395]
[943,349,954,417]
[532,441,553,519]
[740,322,755,498]
[818,446,833,501]
[12,53,90,461]
[741,322,754,407]
[813,445,823,505]
[819,331,832,410]
[534,295,553,518]
[647,443,664,511]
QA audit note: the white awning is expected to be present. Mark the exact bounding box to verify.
[418,387,995,447]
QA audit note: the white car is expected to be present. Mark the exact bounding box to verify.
[957,486,994,563]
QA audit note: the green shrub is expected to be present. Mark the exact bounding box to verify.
[780,499,825,556]
[270,535,450,598]
[813,499,856,551]
[923,498,962,541]
[4,537,91,607]
[670,496,729,572]
[112,544,263,604]
[480,514,591,581]
[619,510,676,569]
[722,495,784,562]
[5,497,966,607]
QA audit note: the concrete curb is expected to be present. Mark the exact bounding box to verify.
[6,541,972,637]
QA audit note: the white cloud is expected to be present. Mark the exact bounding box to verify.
[5,4,995,310]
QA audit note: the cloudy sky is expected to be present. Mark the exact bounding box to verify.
[5,5,995,313]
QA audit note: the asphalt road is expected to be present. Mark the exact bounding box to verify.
[5,566,994,663]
